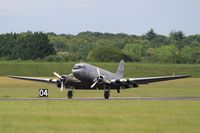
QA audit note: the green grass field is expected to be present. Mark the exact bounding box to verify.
[1,100,200,133]
[0,77,200,98]
[0,61,200,133]
[1,61,200,77]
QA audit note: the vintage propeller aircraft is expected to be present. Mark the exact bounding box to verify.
[9,60,190,99]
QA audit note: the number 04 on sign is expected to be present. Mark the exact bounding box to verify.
[39,89,48,97]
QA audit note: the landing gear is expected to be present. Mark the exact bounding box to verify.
[104,90,110,99]
[103,85,110,99]
[67,90,73,99]
[67,87,74,99]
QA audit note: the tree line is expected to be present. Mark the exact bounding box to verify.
[48,29,200,63]
[0,32,55,60]
[0,30,200,63]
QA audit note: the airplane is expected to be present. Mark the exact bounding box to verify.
[9,60,190,99]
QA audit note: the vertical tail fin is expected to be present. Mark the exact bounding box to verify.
[116,60,124,78]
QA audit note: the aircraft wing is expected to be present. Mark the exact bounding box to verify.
[8,75,58,83]
[111,75,191,88]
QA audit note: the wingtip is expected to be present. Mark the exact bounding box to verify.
[179,75,191,78]
[6,75,21,79]
[172,72,190,77]
[5,75,14,78]
[187,75,191,78]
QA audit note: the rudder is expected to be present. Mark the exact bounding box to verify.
[116,60,124,78]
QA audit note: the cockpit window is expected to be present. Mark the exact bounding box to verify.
[73,65,85,70]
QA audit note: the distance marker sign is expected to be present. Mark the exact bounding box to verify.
[39,89,48,97]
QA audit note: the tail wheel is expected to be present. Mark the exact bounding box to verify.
[67,90,73,99]
[104,90,110,99]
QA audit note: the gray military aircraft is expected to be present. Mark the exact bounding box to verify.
[9,60,190,99]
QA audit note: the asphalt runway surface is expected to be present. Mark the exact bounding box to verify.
[0,97,200,101]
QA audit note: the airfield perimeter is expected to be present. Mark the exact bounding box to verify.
[0,62,200,133]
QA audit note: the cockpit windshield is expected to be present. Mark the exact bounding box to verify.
[73,65,85,70]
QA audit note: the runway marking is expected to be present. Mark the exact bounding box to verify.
[0,97,200,101]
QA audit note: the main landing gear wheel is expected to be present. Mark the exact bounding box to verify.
[67,90,74,99]
[104,90,110,99]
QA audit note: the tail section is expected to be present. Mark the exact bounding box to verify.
[116,60,124,78]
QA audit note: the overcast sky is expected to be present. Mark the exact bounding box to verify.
[0,0,200,35]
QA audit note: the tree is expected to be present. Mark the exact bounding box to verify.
[0,32,56,60]
[87,45,123,62]
[169,31,186,49]
[149,35,169,48]
[147,48,157,62]
[169,31,185,41]
[1,30,200,63]
[146,29,156,41]
[179,42,200,63]
[122,43,144,62]
[122,40,148,62]
[155,45,178,63]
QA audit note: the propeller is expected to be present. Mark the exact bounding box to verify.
[91,79,99,88]
[53,72,67,92]
[90,68,110,88]
[53,72,61,79]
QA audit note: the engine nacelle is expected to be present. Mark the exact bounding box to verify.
[97,75,104,84]
[56,80,61,88]
[56,75,72,88]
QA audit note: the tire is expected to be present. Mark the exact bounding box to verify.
[67,90,73,99]
[104,90,110,99]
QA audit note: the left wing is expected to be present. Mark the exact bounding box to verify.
[111,75,191,88]
[8,75,58,83]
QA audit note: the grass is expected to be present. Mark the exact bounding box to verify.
[0,61,200,133]
[0,61,200,77]
[0,77,200,98]
[0,77,200,133]
[0,101,200,133]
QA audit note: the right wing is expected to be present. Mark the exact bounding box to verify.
[111,75,191,88]
[128,75,191,84]
[8,75,58,83]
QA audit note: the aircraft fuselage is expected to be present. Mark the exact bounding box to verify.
[71,63,121,89]
[72,63,120,82]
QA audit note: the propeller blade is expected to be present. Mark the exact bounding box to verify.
[91,80,98,88]
[53,72,61,79]
[61,82,64,92]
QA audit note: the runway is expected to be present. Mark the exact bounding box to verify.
[0,97,200,101]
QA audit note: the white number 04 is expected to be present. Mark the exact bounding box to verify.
[39,89,48,97]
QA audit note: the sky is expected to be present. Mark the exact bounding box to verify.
[0,0,200,35]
